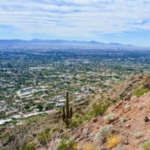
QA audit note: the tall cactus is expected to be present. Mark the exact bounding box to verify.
[62,92,73,127]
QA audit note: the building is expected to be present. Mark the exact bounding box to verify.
[55,103,65,107]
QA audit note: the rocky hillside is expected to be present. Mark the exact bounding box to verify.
[48,91,150,150]
[107,74,150,101]
[1,74,150,150]
[40,74,150,150]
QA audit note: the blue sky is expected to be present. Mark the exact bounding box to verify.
[0,0,150,46]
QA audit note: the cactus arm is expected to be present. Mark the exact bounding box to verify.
[69,107,73,119]
[62,106,66,122]
[66,92,70,119]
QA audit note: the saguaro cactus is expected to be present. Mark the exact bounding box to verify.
[62,92,73,126]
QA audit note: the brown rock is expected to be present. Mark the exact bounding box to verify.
[125,124,130,128]
[144,116,149,122]
[124,139,129,145]
[92,118,98,123]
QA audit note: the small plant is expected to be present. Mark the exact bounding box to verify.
[134,132,142,139]
[62,92,73,127]
[57,139,77,150]
[22,142,36,150]
[69,110,93,127]
[52,127,61,132]
[32,133,37,137]
[69,117,85,127]
[94,125,114,143]
[124,105,131,111]
[37,128,51,145]
[140,139,150,150]
[104,114,117,123]
[133,88,150,96]
[92,101,109,116]
[82,143,99,150]
[106,134,121,148]
[119,117,126,123]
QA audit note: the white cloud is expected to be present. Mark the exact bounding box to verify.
[0,0,150,39]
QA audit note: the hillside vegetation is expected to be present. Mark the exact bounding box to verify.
[1,74,150,150]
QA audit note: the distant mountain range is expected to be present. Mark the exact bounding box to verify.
[0,39,135,47]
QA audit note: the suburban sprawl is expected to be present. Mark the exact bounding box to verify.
[1,47,150,126]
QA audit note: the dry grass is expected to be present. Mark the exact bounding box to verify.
[140,139,150,150]
[106,134,121,148]
[82,143,98,150]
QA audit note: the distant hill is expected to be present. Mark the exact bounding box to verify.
[0,39,135,48]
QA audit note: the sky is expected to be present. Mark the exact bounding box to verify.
[0,0,150,46]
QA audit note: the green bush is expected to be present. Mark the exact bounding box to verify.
[133,88,150,96]
[57,139,77,150]
[140,139,150,150]
[104,114,117,123]
[69,110,93,128]
[94,125,114,143]
[12,118,17,124]
[134,132,142,139]
[124,105,131,111]
[69,117,85,127]
[37,128,51,145]
[22,142,36,150]
[92,101,109,117]
[119,117,126,123]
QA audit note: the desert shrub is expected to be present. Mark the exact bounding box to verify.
[44,128,50,133]
[7,127,29,150]
[52,127,61,132]
[0,112,6,119]
[69,117,85,127]
[92,102,109,117]
[124,105,131,111]
[119,117,126,123]
[69,110,93,128]
[86,111,94,120]
[12,119,17,124]
[26,117,38,125]
[104,114,117,123]
[106,134,121,148]
[37,128,51,145]
[37,132,47,146]
[133,88,150,96]
[32,133,37,137]
[94,125,114,143]
[134,132,142,139]
[140,139,150,150]
[57,139,77,150]
[82,144,98,150]
[53,118,59,123]
[22,142,36,150]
